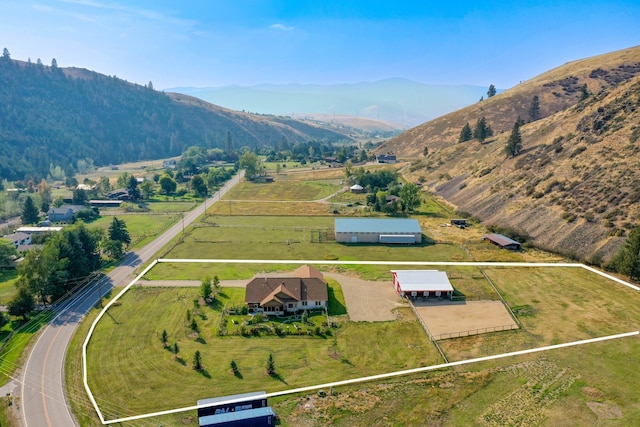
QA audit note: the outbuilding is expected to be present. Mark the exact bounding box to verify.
[482,233,522,250]
[392,270,454,299]
[335,218,422,244]
[350,184,364,193]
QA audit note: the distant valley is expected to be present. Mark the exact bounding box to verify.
[168,79,490,128]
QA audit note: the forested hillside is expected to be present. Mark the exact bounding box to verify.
[0,52,351,181]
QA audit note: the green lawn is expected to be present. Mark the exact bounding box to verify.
[85,286,438,419]
[146,215,469,280]
[87,212,181,248]
[222,179,342,201]
[0,270,18,304]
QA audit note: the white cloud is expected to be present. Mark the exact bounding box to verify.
[59,0,196,26]
[270,23,294,31]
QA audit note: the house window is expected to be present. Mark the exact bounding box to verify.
[302,301,308,306]
[315,301,320,306]
[288,303,294,308]
[411,291,417,297]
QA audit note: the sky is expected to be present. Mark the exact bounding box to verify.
[1,0,639,90]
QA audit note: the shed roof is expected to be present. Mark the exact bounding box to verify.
[392,270,454,292]
[199,407,274,425]
[197,391,266,407]
[483,233,521,247]
[335,218,421,234]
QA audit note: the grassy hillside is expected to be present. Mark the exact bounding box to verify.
[0,56,352,181]
[378,46,640,261]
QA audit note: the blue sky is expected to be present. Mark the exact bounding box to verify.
[1,1,639,89]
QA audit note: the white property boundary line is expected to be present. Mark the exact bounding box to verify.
[81,259,640,424]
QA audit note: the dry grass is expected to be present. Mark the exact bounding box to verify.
[379,46,640,262]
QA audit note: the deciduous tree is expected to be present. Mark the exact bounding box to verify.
[399,183,421,212]
[159,174,177,194]
[8,287,35,320]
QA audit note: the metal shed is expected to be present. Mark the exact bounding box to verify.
[334,218,422,244]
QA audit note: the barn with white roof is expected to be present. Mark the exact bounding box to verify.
[391,270,454,299]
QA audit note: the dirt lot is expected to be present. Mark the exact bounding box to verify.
[413,300,518,340]
[325,272,407,322]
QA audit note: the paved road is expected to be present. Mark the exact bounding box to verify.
[19,171,243,427]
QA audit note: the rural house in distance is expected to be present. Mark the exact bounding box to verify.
[245,265,328,315]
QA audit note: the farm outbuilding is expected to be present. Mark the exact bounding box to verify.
[350,184,364,193]
[482,233,522,250]
[392,270,454,299]
[334,218,422,244]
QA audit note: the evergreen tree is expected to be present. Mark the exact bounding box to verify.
[505,119,523,157]
[473,117,493,143]
[21,196,40,225]
[108,217,131,247]
[72,188,87,205]
[200,277,212,300]
[580,84,590,101]
[528,95,540,121]
[266,353,276,376]
[459,122,473,142]
[611,227,640,280]
[487,84,497,98]
[127,176,140,201]
[2,48,10,59]
[193,350,203,370]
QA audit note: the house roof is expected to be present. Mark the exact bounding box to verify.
[197,391,266,407]
[2,232,30,243]
[245,265,328,305]
[483,233,521,247]
[335,218,422,234]
[350,184,363,190]
[245,277,328,304]
[16,226,63,234]
[392,270,454,292]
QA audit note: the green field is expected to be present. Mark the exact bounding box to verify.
[147,215,469,281]
[61,166,640,426]
[84,284,438,420]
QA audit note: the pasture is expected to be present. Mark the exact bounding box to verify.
[64,167,640,426]
[83,283,438,419]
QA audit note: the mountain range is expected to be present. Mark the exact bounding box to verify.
[377,45,640,262]
[168,79,490,128]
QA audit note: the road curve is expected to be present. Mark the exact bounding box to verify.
[20,171,243,427]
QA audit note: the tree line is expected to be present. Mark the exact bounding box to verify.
[6,217,130,319]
